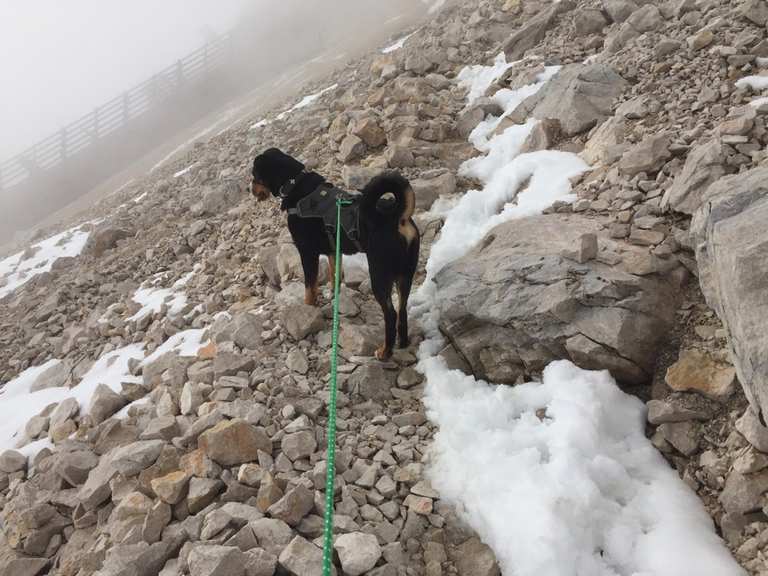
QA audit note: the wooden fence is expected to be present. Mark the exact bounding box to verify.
[0,33,232,191]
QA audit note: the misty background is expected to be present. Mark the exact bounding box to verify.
[0,0,251,159]
[0,0,428,245]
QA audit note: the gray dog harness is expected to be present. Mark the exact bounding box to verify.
[286,183,363,251]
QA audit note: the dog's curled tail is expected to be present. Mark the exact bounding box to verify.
[360,172,415,225]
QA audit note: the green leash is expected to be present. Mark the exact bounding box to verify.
[322,197,351,575]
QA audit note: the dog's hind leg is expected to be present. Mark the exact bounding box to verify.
[372,278,397,361]
[300,251,320,306]
[396,274,414,349]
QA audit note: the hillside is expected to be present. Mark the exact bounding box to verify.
[1,0,768,575]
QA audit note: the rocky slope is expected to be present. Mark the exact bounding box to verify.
[1,0,768,574]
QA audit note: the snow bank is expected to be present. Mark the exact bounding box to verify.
[275,84,339,121]
[0,223,91,299]
[735,75,768,91]
[420,358,745,576]
[0,345,143,453]
[382,32,416,54]
[128,270,195,321]
[0,326,209,455]
[141,328,208,366]
[412,54,744,576]
[457,53,520,105]
[421,63,583,285]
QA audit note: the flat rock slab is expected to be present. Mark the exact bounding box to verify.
[435,214,681,385]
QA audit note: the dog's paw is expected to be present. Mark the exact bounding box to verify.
[375,345,392,361]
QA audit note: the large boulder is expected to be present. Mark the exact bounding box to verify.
[661,138,730,215]
[198,419,272,466]
[29,360,71,392]
[510,64,628,136]
[84,223,133,257]
[691,166,768,420]
[434,214,681,385]
[193,181,246,216]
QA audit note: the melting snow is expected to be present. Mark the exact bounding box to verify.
[0,223,92,299]
[174,164,196,178]
[382,32,416,54]
[128,270,195,321]
[412,56,744,576]
[141,328,208,367]
[0,326,209,456]
[735,75,768,91]
[276,84,339,121]
[0,345,143,453]
[457,53,520,105]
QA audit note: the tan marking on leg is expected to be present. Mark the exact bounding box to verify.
[375,344,392,361]
[399,219,418,246]
[401,186,415,220]
[304,275,320,306]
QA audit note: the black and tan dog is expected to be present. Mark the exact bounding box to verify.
[251,148,420,360]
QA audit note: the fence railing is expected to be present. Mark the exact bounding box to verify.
[0,33,232,191]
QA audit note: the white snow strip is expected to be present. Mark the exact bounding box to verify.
[421,64,577,285]
[276,84,339,121]
[735,75,768,91]
[457,53,520,105]
[750,95,768,108]
[116,395,151,420]
[410,56,744,576]
[382,32,416,54]
[141,328,208,367]
[128,270,195,321]
[250,119,270,130]
[0,345,143,453]
[426,139,587,283]
[0,223,92,299]
[173,164,196,178]
[419,357,745,576]
[133,190,149,203]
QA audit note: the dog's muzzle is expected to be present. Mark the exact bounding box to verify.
[252,181,269,201]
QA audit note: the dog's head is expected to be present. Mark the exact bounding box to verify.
[251,148,305,201]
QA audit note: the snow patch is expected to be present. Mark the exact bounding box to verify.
[382,32,416,54]
[420,64,580,285]
[0,345,143,453]
[735,75,768,91]
[420,358,745,576]
[141,328,208,367]
[0,223,92,299]
[457,53,520,105]
[410,55,743,575]
[174,164,196,178]
[276,84,339,121]
[128,270,195,321]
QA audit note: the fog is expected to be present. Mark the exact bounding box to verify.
[0,0,252,159]
[0,0,431,244]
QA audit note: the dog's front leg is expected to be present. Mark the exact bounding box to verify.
[299,250,320,306]
[327,254,343,286]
